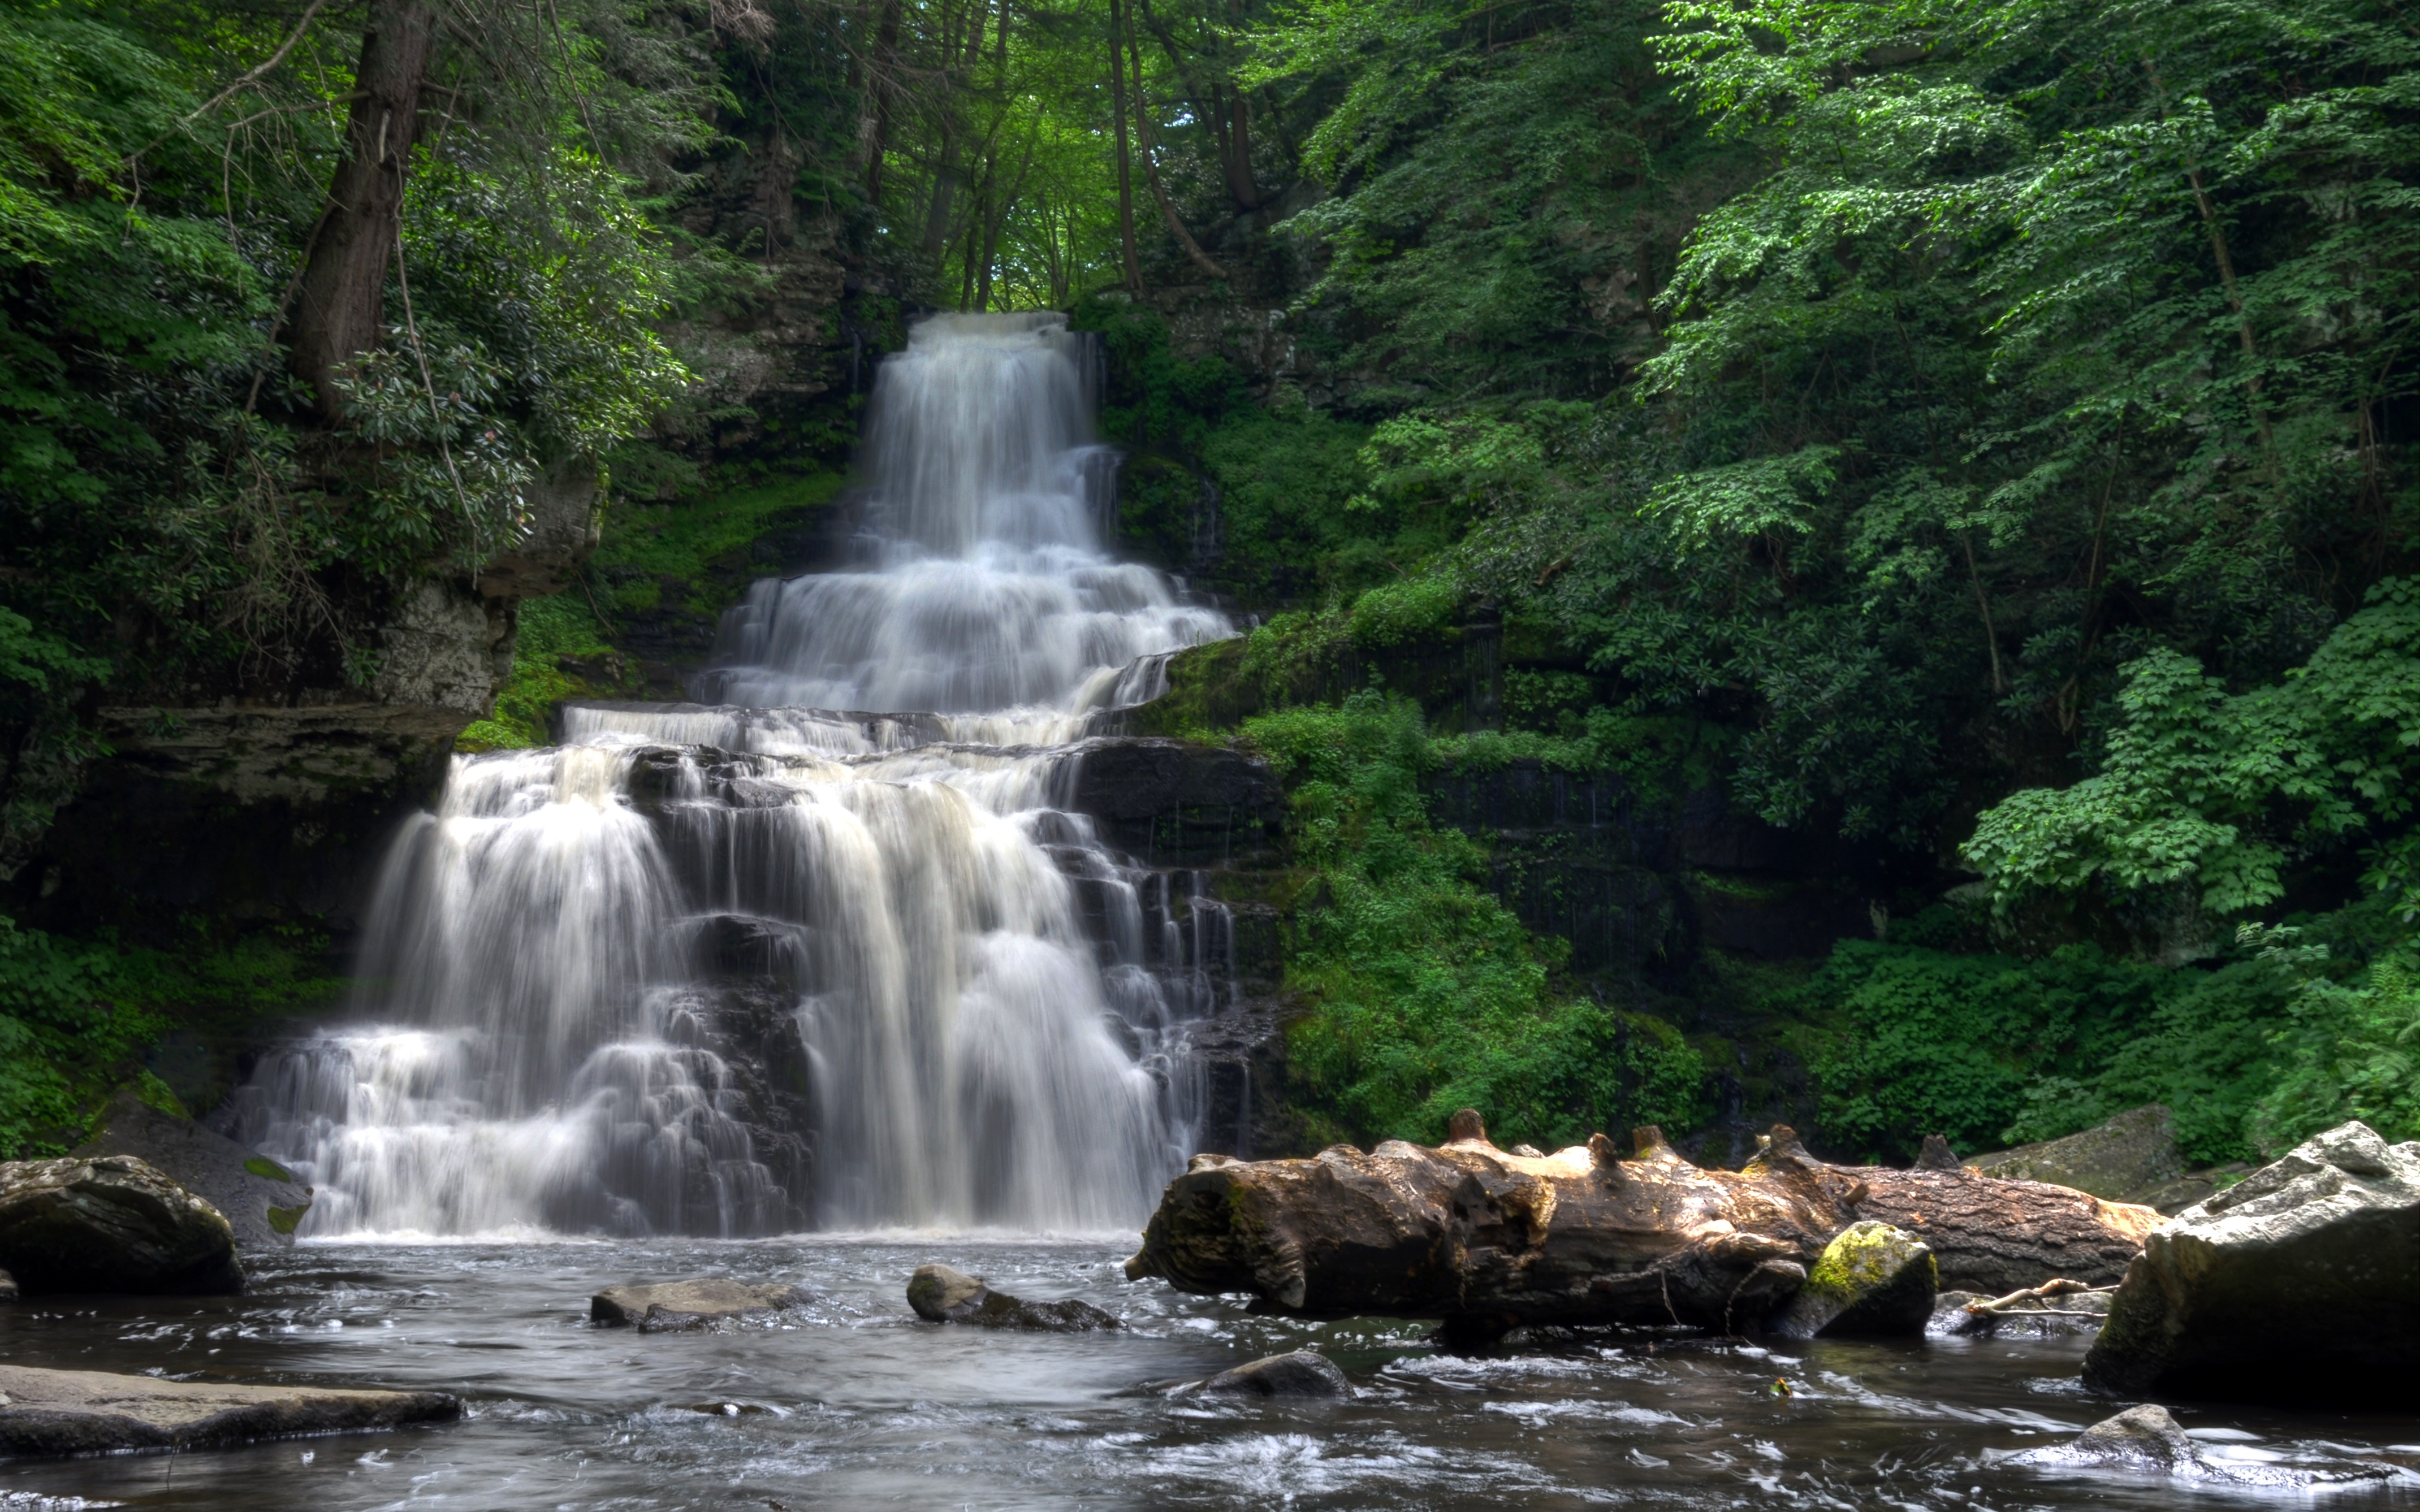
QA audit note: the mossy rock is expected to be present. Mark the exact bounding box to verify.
[1771,1220,1936,1338]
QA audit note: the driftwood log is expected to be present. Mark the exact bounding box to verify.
[1125,1120,2162,1341]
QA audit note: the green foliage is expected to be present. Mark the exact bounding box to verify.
[455,593,620,752]
[1968,580,2420,918]
[1788,903,2420,1166]
[1246,691,1703,1147]
[593,469,845,614]
[0,912,342,1157]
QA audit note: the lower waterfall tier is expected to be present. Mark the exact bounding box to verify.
[222,718,1285,1237]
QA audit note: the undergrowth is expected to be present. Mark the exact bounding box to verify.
[1243,690,1704,1149]
[0,915,343,1157]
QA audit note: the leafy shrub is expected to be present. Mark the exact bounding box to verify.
[1247,691,1702,1149]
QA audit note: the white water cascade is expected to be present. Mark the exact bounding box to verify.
[224,312,1238,1236]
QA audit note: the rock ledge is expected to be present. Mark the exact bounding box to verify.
[0,1364,459,1458]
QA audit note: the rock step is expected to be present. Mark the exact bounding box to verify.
[0,1364,458,1459]
[591,1279,814,1332]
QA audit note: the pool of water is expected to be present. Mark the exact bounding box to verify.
[1,1238,2413,1509]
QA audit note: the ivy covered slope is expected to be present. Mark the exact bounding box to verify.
[1088,0,2420,1163]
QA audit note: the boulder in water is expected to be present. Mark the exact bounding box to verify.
[590,1279,814,1333]
[1969,1104,2183,1202]
[2017,1404,2394,1488]
[2082,1119,2420,1403]
[906,1263,1121,1332]
[1174,1350,1352,1399]
[0,1155,241,1296]
[0,1362,457,1458]
[1769,1221,1935,1338]
[73,1090,312,1249]
[1926,1284,2111,1338]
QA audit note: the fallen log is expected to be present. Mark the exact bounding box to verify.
[1124,1119,2161,1340]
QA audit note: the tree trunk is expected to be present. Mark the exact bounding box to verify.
[1126,1124,2163,1341]
[1123,16,1226,281]
[289,0,438,422]
[863,0,902,201]
[1224,83,1257,213]
[1107,0,1142,291]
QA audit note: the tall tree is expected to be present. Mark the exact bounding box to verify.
[289,0,439,419]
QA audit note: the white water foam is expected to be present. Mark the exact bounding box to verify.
[228,313,1237,1237]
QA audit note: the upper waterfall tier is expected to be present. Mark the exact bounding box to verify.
[696,313,1230,715]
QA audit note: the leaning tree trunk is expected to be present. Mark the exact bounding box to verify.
[289,0,439,421]
[1126,1122,2162,1342]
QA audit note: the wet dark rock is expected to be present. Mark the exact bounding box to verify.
[906,1263,1121,1332]
[1969,1104,2181,1202]
[0,1155,241,1296]
[1058,738,1285,865]
[1769,1221,1935,1338]
[2017,1404,2395,1488]
[1177,1351,1351,1399]
[2083,1119,2420,1404]
[0,1363,459,1459]
[71,1090,312,1249]
[590,1279,814,1332]
[1927,1286,2111,1338]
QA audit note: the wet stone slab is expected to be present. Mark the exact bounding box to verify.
[0,1363,459,1458]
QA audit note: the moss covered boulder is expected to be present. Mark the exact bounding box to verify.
[0,1155,242,1296]
[1770,1220,1936,1338]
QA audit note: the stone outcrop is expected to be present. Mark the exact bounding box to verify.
[1769,1221,1935,1338]
[2015,1403,2393,1488]
[2082,1119,2420,1404]
[906,1263,1121,1332]
[0,1363,456,1458]
[12,458,603,934]
[0,1155,241,1296]
[1058,737,1287,867]
[1127,1120,2157,1340]
[1173,1351,1351,1399]
[590,1279,814,1332]
[1969,1105,2183,1203]
[72,1091,311,1249]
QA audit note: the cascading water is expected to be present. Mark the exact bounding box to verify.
[224,311,1238,1236]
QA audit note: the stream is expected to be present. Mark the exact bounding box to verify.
[1,1237,2415,1509]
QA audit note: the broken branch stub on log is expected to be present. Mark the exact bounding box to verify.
[1125,1124,2161,1336]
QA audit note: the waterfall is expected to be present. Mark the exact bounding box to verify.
[225,313,1237,1236]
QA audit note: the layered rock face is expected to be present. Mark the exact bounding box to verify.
[16,466,603,936]
[0,1155,243,1296]
[2082,1119,2420,1403]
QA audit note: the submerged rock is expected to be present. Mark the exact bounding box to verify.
[73,1090,312,1249]
[590,1279,813,1332]
[1970,1104,2183,1202]
[1770,1221,1935,1338]
[1174,1350,1352,1399]
[2017,1404,2394,1488]
[0,1363,457,1458]
[2082,1119,2420,1403]
[906,1263,1121,1332]
[0,1155,241,1296]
